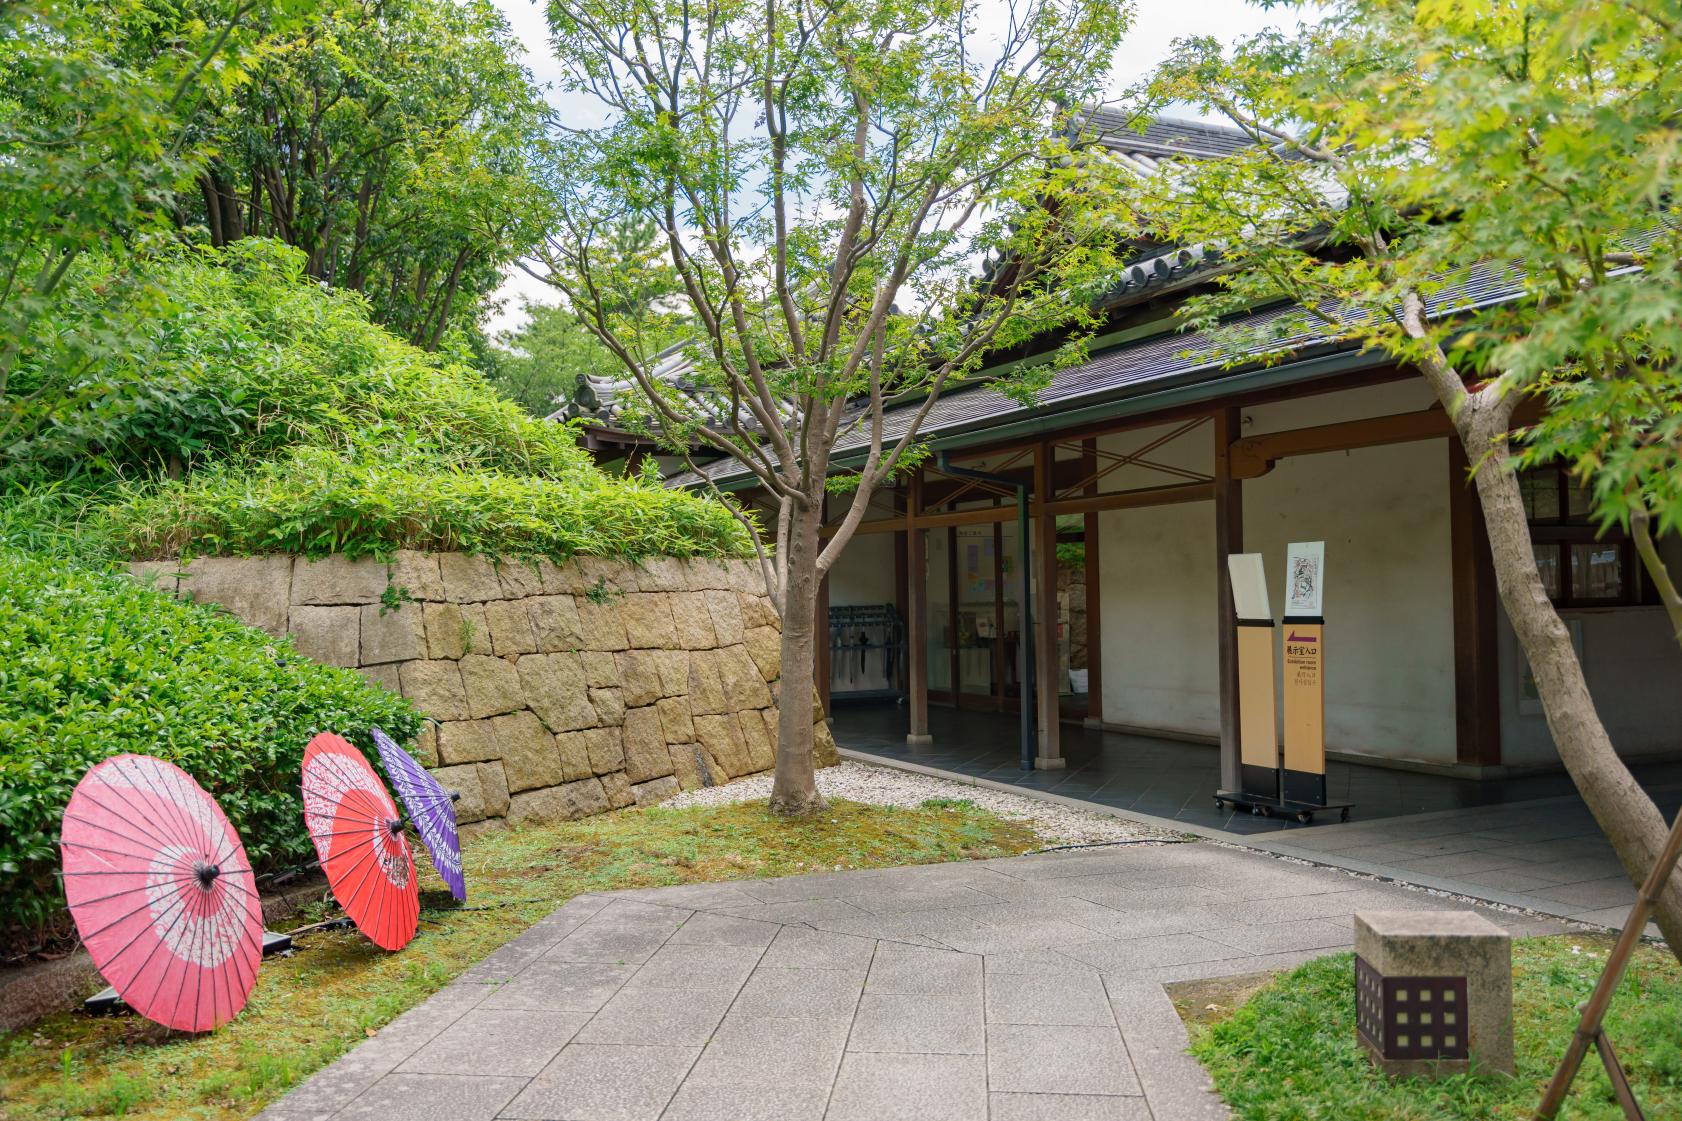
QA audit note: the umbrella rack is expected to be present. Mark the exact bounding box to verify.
[84,931,294,1015]
[828,604,906,701]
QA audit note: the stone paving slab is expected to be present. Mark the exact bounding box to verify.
[258,842,1568,1121]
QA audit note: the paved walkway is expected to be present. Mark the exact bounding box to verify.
[1245,789,1682,936]
[257,842,1564,1121]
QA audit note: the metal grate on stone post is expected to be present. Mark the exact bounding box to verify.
[1353,911,1513,1077]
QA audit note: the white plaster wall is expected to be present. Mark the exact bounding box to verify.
[829,529,896,607]
[1498,606,1682,766]
[1245,440,1456,762]
[1097,379,1459,762]
[1098,500,1220,736]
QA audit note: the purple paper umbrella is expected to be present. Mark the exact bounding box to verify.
[372,727,466,901]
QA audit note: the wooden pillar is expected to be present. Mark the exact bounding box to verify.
[1215,408,1243,793]
[993,514,1006,710]
[1449,440,1501,767]
[906,470,931,743]
[947,525,960,703]
[1083,438,1103,726]
[1033,440,1064,767]
[893,526,908,698]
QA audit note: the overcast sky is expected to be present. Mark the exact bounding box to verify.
[484,0,1308,336]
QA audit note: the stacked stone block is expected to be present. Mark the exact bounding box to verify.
[129,552,838,834]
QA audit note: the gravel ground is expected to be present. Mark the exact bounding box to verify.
[665,759,1185,845]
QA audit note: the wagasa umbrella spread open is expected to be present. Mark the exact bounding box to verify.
[59,754,263,1031]
[372,727,465,902]
[301,733,418,951]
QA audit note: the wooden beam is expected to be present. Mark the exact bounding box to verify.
[1033,440,1063,767]
[930,364,1413,464]
[1228,397,1546,481]
[1229,407,1452,480]
[906,470,930,743]
[1449,440,1502,767]
[1215,408,1243,793]
[822,481,1214,536]
[1043,483,1214,518]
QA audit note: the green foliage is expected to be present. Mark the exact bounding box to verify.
[8,240,594,482]
[0,0,278,416]
[106,445,748,561]
[1192,938,1682,1120]
[1055,541,1086,567]
[584,575,620,605]
[4,240,748,560]
[534,0,1135,511]
[177,0,551,349]
[1137,0,1682,592]
[0,550,422,946]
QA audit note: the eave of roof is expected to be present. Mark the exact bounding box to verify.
[667,259,1535,492]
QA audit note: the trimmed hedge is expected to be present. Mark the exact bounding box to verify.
[108,448,748,562]
[0,551,423,948]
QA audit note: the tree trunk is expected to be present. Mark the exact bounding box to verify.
[1458,402,1682,954]
[769,500,828,816]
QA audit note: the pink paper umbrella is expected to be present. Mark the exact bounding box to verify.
[59,754,263,1031]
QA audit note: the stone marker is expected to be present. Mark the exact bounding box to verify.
[1353,910,1513,1077]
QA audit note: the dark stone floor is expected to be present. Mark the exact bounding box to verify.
[830,699,1682,836]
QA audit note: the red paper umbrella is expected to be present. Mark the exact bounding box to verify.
[301,732,418,951]
[59,754,263,1031]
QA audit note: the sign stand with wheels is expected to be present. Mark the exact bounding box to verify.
[1215,554,1288,819]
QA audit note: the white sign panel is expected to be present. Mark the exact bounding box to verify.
[1227,553,1272,622]
[1284,541,1326,618]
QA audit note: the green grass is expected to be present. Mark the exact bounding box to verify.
[0,796,1042,1121]
[1189,936,1682,1120]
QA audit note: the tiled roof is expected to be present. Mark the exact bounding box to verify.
[666,260,1532,489]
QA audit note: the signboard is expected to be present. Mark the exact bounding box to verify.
[1228,553,1278,800]
[1282,541,1326,805]
[1284,540,1326,618]
[1227,553,1272,622]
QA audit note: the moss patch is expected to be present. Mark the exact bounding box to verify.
[1189,934,1682,1120]
[0,797,1039,1120]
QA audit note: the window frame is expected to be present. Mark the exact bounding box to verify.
[1521,466,1653,609]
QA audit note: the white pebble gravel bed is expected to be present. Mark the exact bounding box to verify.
[664,759,1186,846]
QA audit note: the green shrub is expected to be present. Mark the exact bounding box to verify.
[5,240,594,484]
[104,446,748,560]
[5,240,750,561]
[0,551,423,948]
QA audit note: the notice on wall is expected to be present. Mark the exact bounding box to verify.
[1284,540,1326,618]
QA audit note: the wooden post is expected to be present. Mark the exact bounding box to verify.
[1034,440,1064,767]
[906,470,931,743]
[1215,408,1243,794]
[893,526,908,697]
[1083,438,1103,725]
[993,514,1006,710]
[1449,441,1501,768]
[947,524,961,703]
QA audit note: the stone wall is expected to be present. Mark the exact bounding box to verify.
[129,552,837,833]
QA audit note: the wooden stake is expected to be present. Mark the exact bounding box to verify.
[1535,806,1682,1120]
